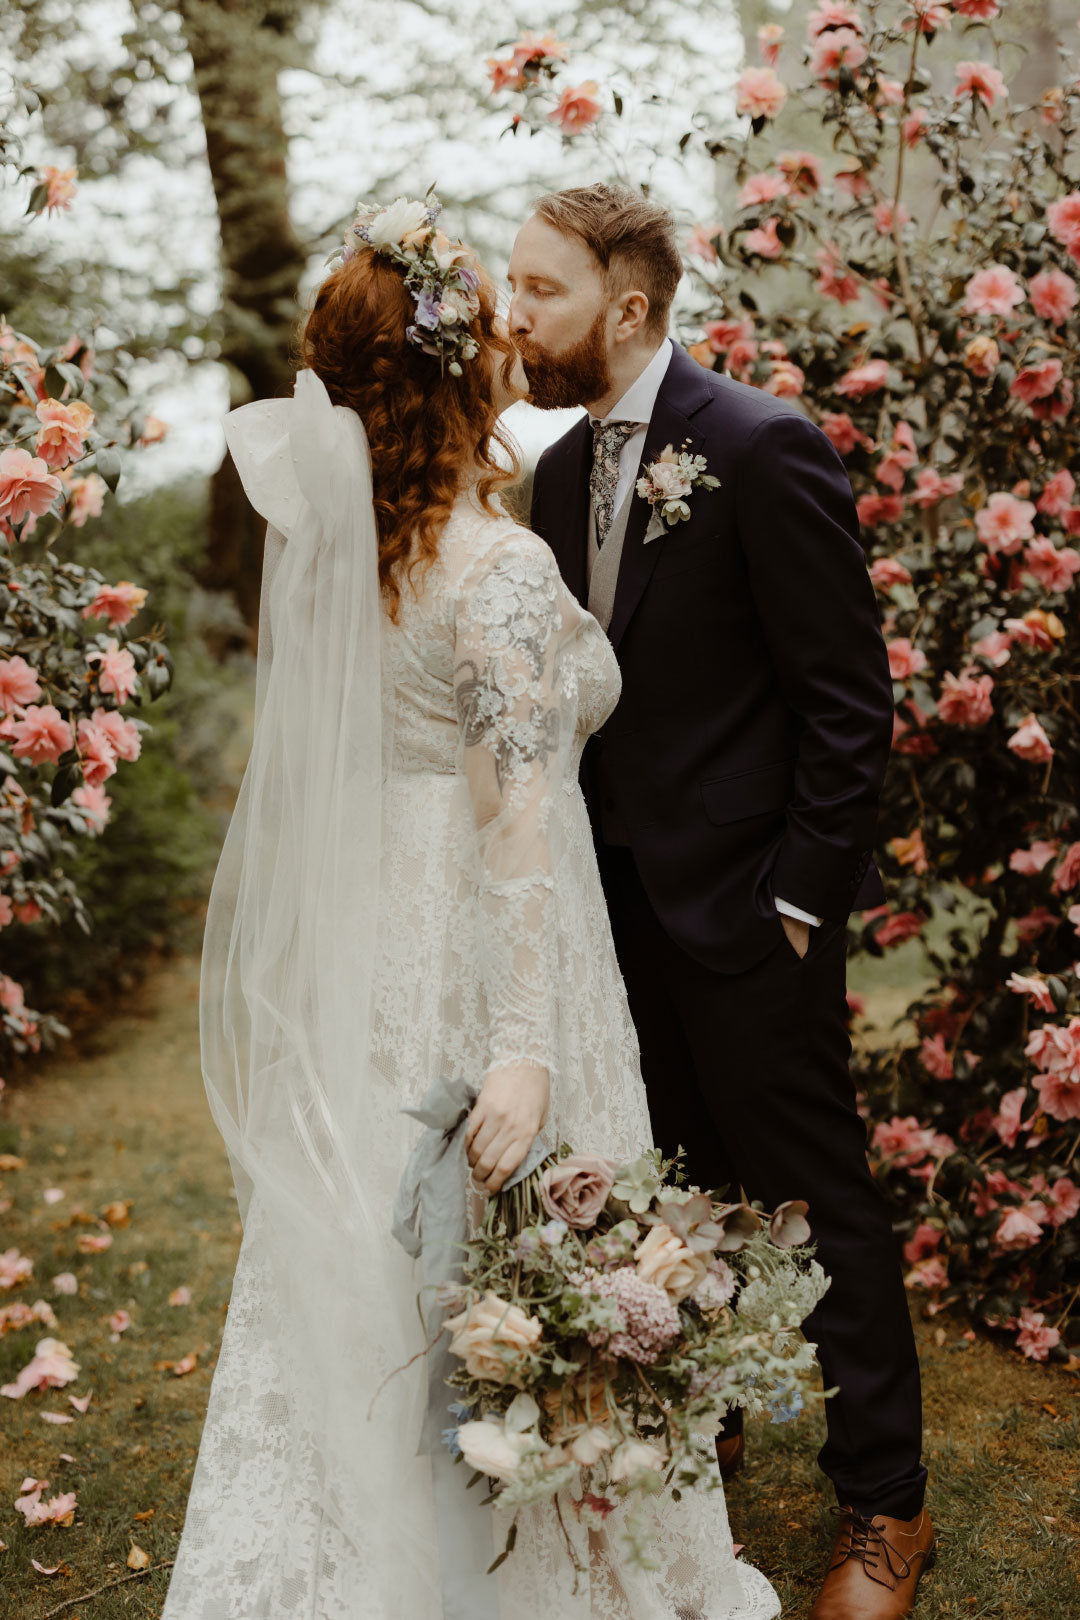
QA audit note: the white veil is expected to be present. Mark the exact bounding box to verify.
[199,369,427,1582]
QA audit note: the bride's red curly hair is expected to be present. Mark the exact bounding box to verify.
[300,248,521,620]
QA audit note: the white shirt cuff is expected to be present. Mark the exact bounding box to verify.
[775,897,823,928]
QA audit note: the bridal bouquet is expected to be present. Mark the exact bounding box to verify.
[440,1145,829,1566]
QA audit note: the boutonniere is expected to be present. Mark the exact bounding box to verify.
[636,442,720,543]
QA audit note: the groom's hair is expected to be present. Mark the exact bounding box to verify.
[531,184,682,338]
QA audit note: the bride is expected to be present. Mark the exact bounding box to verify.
[161,196,779,1620]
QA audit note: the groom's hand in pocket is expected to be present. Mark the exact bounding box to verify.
[466,1063,550,1194]
[780,913,811,960]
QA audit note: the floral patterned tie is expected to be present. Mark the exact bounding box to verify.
[589,420,639,549]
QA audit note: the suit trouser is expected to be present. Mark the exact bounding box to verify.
[599,844,927,1520]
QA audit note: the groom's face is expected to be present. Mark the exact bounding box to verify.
[507,214,614,410]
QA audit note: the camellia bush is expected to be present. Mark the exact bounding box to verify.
[0,84,173,1071]
[485,5,1080,1360]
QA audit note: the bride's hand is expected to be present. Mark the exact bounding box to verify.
[465,1063,550,1194]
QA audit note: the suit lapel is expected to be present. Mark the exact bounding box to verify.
[544,417,591,606]
[608,358,709,651]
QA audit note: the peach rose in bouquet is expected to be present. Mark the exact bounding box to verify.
[443,1290,542,1385]
[634,1221,709,1301]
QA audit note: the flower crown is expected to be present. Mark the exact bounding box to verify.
[330,189,482,376]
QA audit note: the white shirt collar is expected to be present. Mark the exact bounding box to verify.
[592,337,674,428]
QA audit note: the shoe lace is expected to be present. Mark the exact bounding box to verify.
[829,1506,913,1586]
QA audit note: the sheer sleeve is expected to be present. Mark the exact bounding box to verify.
[453,532,577,1079]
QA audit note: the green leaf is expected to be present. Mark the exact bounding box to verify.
[95,449,122,493]
[51,761,84,808]
[25,182,48,216]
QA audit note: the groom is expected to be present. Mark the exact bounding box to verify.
[510,184,935,1620]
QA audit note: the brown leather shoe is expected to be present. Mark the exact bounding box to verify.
[810,1505,936,1619]
[714,1431,745,1481]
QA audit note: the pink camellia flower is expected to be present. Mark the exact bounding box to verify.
[1047,1177,1080,1226]
[993,1207,1044,1252]
[820,411,873,454]
[65,473,106,529]
[869,556,912,590]
[71,782,111,833]
[836,358,889,399]
[886,637,927,680]
[81,580,147,628]
[1006,973,1056,1013]
[85,638,138,703]
[75,718,118,788]
[903,1223,942,1265]
[0,895,14,929]
[963,334,1001,378]
[807,1,865,39]
[511,31,569,69]
[905,1255,947,1291]
[1004,609,1065,650]
[912,467,963,507]
[810,26,868,81]
[757,22,784,64]
[744,217,785,259]
[857,494,905,527]
[875,421,917,491]
[953,0,999,15]
[0,1336,80,1399]
[1015,1306,1060,1361]
[872,200,911,235]
[685,224,721,263]
[904,0,952,33]
[1036,468,1076,517]
[1025,1019,1080,1123]
[14,1483,77,1528]
[726,338,760,377]
[0,1248,33,1290]
[1023,537,1080,593]
[735,66,788,120]
[0,974,25,1012]
[964,264,1023,317]
[1015,906,1058,943]
[874,910,925,948]
[1046,191,1080,257]
[937,670,994,727]
[108,1309,131,1337]
[1007,715,1054,764]
[777,150,824,195]
[169,1286,192,1307]
[703,318,754,355]
[1009,839,1059,874]
[833,162,871,198]
[1028,268,1077,326]
[902,107,928,147]
[954,60,1007,109]
[52,1272,78,1297]
[1034,1068,1080,1122]
[920,1034,953,1080]
[874,78,905,106]
[763,360,805,397]
[1011,358,1063,406]
[89,707,141,763]
[548,82,602,135]
[75,1231,113,1255]
[33,399,94,472]
[974,491,1036,555]
[992,1088,1032,1150]
[888,831,928,875]
[1052,841,1080,894]
[486,56,525,93]
[815,249,861,305]
[14,900,42,925]
[38,166,77,213]
[10,705,73,766]
[737,171,789,209]
[0,447,62,528]
[0,654,41,714]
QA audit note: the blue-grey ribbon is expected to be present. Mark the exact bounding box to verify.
[391,1075,550,1620]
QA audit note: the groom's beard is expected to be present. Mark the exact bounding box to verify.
[515,312,613,410]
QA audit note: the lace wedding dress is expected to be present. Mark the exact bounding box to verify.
[162,376,779,1620]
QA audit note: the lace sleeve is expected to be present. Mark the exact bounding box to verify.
[453,533,575,1078]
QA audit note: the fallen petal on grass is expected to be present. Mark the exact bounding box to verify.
[67,1390,92,1413]
[52,1273,78,1296]
[75,1231,112,1255]
[42,1188,65,1204]
[126,1542,150,1570]
[102,1200,133,1228]
[168,1286,191,1306]
[41,1411,74,1425]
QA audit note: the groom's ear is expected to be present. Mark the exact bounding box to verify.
[613,288,651,343]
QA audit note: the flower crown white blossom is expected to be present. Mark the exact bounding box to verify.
[330,189,482,376]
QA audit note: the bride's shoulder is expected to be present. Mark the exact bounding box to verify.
[448,499,560,598]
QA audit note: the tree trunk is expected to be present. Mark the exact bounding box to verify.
[176,0,310,642]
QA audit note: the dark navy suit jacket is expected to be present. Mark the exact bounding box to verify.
[530,343,894,974]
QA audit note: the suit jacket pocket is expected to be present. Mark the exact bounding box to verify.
[699,759,796,828]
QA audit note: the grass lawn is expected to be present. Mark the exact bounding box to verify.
[0,951,1077,1618]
